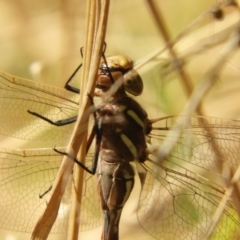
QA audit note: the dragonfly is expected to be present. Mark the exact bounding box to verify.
[1,50,240,240]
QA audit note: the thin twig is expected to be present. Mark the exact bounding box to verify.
[152,22,240,170]
[146,0,194,98]
[146,0,240,178]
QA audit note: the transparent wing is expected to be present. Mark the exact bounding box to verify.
[0,70,78,143]
[138,116,240,240]
[0,148,102,234]
[79,153,103,231]
[0,70,102,234]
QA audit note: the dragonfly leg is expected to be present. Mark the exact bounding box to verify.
[27,110,78,126]
[53,147,97,174]
[53,117,102,175]
[97,154,135,240]
[64,63,81,93]
[65,42,107,93]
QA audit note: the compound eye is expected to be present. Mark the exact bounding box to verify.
[123,69,143,96]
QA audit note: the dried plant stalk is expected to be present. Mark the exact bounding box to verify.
[30,1,110,239]
[151,22,240,162]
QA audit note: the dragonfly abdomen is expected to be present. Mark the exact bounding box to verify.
[97,150,135,240]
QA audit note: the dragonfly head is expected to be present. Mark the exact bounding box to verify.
[97,55,143,96]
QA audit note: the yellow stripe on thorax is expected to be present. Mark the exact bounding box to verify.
[118,105,144,129]
[127,110,144,128]
[120,134,137,158]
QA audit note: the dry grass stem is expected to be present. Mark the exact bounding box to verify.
[152,22,240,164]
[30,1,110,239]
[204,163,240,239]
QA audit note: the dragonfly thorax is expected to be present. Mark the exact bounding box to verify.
[97,95,149,163]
